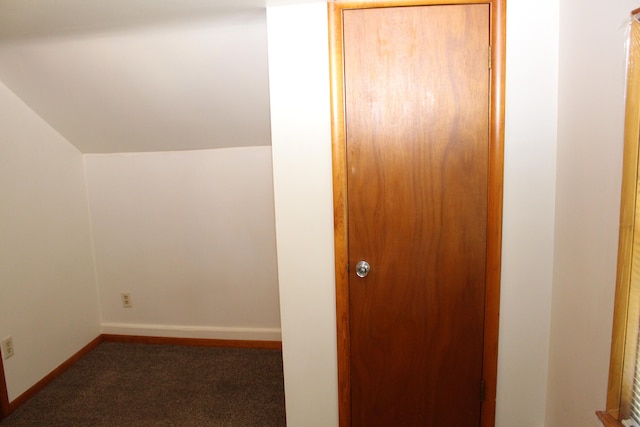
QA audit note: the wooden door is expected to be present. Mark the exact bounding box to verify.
[343,5,490,426]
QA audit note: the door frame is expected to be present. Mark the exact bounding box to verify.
[0,356,8,419]
[328,1,506,426]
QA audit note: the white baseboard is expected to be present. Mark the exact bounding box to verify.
[100,322,281,341]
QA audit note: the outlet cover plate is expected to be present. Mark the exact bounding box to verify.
[2,336,14,359]
[121,292,132,308]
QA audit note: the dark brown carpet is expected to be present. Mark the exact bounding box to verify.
[0,342,286,426]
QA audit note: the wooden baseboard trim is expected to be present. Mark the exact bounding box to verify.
[101,334,283,350]
[7,335,104,415]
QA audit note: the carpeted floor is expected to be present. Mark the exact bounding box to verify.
[0,342,286,426]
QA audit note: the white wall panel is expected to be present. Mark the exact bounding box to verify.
[545,1,637,425]
[0,80,100,401]
[496,0,559,425]
[84,148,280,341]
[267,3,339,426]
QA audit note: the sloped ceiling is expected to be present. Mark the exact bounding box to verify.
[0,0,298,153]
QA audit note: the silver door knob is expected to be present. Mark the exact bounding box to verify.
[355,260,370,278]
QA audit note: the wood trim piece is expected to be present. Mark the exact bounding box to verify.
[7,335,103,416]
[328,4,350,426]
[332,0,494,7]
[328,1,506,426]
[482,1,506,426]
[597,411,626,427]
[101,334,282,350]
[0,351,9,420]
[604,15,640,419]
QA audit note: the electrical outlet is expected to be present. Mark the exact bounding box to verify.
[121,292,132,308]
[2,336,14,359]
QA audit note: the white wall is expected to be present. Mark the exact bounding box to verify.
[84,148,281,341]
[545,1,637,426]
[496,0,559,425]
[267,3,339,426]
[268,1,561,426]
[0,80,100,401]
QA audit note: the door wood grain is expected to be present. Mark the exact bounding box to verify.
[343,5,489,426]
